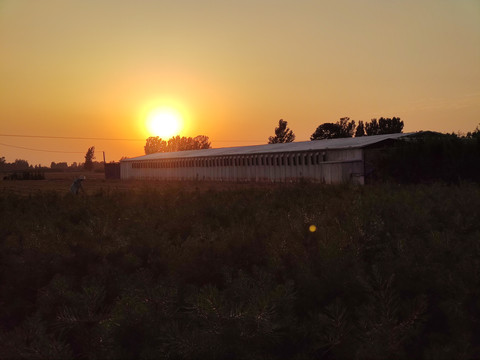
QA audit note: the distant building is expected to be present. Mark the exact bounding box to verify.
[120,133,412,184]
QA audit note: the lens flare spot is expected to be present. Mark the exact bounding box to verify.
[309,225,317,232]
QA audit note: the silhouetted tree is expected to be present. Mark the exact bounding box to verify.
[144,136,167,154]
[365,117,404,135]
[13,159,30,170]
[50,162,68,170]
[365,119,379,136]
[311,117,355,140]
[193,135,211,149]
[467,124,480,140]
[355,121,365,137]
[268,119,295,144]
[84,146,95,171]
[145,135,211,154]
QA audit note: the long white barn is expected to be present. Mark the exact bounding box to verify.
[120,133,411,184]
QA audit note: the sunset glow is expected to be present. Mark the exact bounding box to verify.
[146,108,183,139]
[0,0,479,165]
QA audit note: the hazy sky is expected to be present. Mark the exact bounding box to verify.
[1,0,479,165]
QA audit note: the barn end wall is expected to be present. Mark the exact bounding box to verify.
[120,148,365,184]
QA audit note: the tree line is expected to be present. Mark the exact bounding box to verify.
[0,146,103,173]
[144,135,211,155]
[268,117,405,144]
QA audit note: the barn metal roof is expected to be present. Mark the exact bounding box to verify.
[122,133,413,162]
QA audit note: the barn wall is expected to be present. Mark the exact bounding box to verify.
[120,148,365,184]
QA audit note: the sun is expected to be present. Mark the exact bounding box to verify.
[146,107,183,138]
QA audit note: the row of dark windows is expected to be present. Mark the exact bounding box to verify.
[131,152,327,169]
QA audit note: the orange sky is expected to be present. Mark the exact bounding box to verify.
[1,0,479,166]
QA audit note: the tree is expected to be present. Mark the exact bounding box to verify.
[84,146,95,171]
[355,121,365,137]
[144,135,211,154]
[144,136,167,154]
[467,124,480,140]
[193,135,211,149]
[13,159,30,170]
[365,117,404,135]
[310,117,356,140]
[268,119,295,144]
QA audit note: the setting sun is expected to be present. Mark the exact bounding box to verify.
[146,108,183,138]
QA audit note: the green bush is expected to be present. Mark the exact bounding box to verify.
[0,183,479,359]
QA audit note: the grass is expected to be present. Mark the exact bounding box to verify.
[0,180,479,359]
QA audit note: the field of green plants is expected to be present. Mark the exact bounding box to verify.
[1,182,479,359]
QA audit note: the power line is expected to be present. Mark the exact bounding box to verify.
[0,142,84,154]
[0,134,144,141]
[0,133,265,143]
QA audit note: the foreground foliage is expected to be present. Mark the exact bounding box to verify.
[0,183,479,359]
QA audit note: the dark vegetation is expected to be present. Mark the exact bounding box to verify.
[144,135,211,155]
[84,147,96,172]
[3,171,45,181]
[1,182,480,359]
[268,119,295,144]
[310,117,404,140]
[375,132,480,183]
[0,156,105,173]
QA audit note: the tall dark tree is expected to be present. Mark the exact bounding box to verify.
[84,146,95,171]
[355,121,365,137]
[365,117,404,135]
[310,117,356,140]
[268,119,295,144]
[365,118,379,136]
